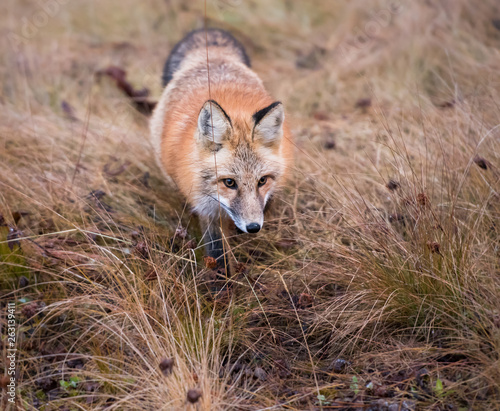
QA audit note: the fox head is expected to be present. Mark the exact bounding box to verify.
[193,99,286,233]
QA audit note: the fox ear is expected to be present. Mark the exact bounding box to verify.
[252,102,284,146]
[197,100,232,146]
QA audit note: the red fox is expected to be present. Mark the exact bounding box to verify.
[150,28,293,270]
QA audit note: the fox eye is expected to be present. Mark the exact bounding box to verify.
[258,176,268,187]
[222,178,237,189]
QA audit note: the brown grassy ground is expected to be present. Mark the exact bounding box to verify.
[1,0,500,410]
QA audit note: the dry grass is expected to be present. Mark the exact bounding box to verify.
[1,0,500,410]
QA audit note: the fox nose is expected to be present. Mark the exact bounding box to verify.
[246,223,261,233]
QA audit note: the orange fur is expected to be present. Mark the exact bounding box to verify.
[154,47,293,204]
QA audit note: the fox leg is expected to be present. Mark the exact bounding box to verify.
[200,216,231,275]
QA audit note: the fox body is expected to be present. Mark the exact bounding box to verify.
[150,29,293,267]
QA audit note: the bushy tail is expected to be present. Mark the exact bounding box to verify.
[162,28,250,87]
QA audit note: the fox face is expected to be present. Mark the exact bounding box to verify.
[192,100,285,233]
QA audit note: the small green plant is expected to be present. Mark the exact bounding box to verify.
[316,394,331,406]
[433,378,444,397]
[350,376,360,395]
[60,376,80,390]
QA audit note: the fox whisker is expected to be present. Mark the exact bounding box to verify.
[208,195,235,218]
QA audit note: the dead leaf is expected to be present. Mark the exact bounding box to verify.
[140,171,150,188]
[427,241,441,255]
[355,98,372,110]
[84,382,100,392]
[103,159,131,177]
[144,269,158,281]
[134,241,150,260]
[187,389,202,403]
[323,136,336,150]
[298,292,313,308]
[87,190,106,200]
[40,342,66,361]
[61,100,78,121]
[87,190,113,212]
[296,47,325,70]
[0,376,9,390]
[7,228,21,250]
[12,210,30,225]
[389,213,405,223]
[97,65,157,115]
[159,358,174,376]
[312,111,330,121]
[19,276,29,288]
[277,238,297,249]
[204,256,218,269]
[253,367,267,381]
[436,99,455,109]
[331,358,349,373]
[417,192,429,207]
[386,180,400,191]
[274,359,291,378]
[473,155,491,170]
[234,262,248,275]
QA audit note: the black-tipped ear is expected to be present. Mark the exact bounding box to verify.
[197,100,232,145]
[252,102,284,146]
